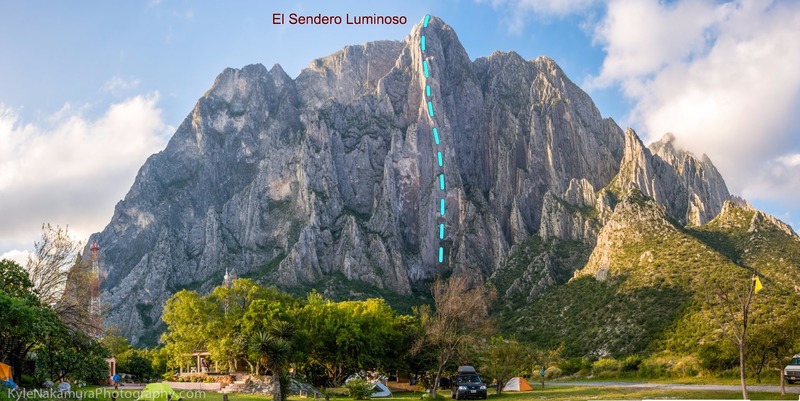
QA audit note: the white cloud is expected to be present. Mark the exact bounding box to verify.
[586,0,800,203]
[0,94,171,255]
[741,153,800,231]
[1,249,30,266]
[777,153,800,168]
[743,153,800,203]
[587,0,722,89]
[101,75,141,94]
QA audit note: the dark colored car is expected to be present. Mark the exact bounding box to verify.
[451,366,487,399]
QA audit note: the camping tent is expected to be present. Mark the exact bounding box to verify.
[370,382,392,398]
[0,363,11,381]
[502,377,533,392]
[137,383,179,401]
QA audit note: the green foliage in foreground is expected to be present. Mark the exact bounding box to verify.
[1,259,109,385]
[344,378,373,400]
[161,280,419,387]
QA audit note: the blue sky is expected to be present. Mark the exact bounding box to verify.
[1,0,799,260]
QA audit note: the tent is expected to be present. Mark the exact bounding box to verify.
[502,377,533,392]
[371,382,392,398]
[0,363,11,381]
[137,383,179,401]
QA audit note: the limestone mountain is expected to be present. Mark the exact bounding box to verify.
[88,16,788,346]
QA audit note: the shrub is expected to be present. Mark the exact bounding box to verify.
[637,353,699,379]
[592,358,621,377]
[213,375,233,384]
[698,343,738,373]
[638,359,669,378]
[622,355,643,372]
[19,374,38,388]
[344,378,372,400]
[559,357,592,376]
[671,356,700,378]
[544,366,562,379]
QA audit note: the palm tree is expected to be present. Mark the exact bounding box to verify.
[251,321,294,401]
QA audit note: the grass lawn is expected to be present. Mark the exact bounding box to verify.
[16,384,799,401]
[552,375,778,385]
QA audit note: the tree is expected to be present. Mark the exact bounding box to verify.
[161,290,215,370]
[746,312,800,394]
[215,281,299,372]
[1,259,109,385]
[117,349,156,382]
[23,224,102,336]
[59,255,99,334]
[531,345,563,387]
[251,321,294,401]
[412,276,495,396]
[0,259,61,380]
[1,258,36,298]
[480,337,530,395]
[100,328,133,357]
[26,224,81,307]
[702,270,760,400]
[295,294,406,387]
[37,318,109,383]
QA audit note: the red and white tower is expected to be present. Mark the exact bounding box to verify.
[89,241,103,334]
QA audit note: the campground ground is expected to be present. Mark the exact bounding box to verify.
[66,383,800,401]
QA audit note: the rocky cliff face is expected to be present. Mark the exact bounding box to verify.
[92,16,741,343]
[610,129,730,226]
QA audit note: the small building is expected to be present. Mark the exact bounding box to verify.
[106,357,116,383]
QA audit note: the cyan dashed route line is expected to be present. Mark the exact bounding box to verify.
[421,14,445,263]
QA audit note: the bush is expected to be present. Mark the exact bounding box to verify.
[622,355,643,372]
[544,366,562,379]
[698,343,738,373]
[19,374,38,388]
[414,371,438,392]
[670,356,700,378]
[559,357,592,376]
[344,378,372,400]
[592,358,621,377]
[638,359,669,378]
[212,375,233,384]
[637,353,699,379]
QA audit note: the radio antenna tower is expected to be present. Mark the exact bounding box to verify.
[89,241,103,335]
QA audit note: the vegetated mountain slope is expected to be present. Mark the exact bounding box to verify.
[499,190,800,358]
[90,15,750,345]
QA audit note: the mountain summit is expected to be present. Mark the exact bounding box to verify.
[91,17,760,344]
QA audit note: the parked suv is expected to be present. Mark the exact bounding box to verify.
[784,354,800,384]
[451,366,487,399]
